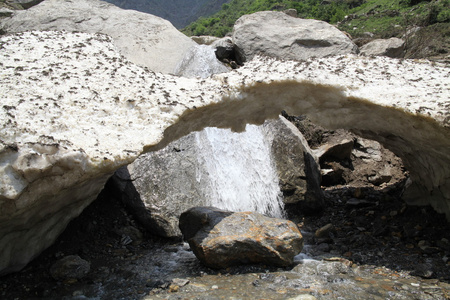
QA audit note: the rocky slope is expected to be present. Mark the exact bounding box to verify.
[1,28,449,275]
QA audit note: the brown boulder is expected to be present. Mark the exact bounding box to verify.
[179,207,303,269]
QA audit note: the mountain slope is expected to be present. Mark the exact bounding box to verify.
[182,0,449,59]
[104,0,231,28]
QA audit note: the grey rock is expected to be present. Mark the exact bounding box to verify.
[179,207,304,269]
[0,0,196,73]
[359,37,405,58]
[232,11,358,62]
[111,133,205,238]
[50,255,90,281]
[264,117,323,213]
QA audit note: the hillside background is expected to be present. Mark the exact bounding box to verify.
[103,0,449,59]
[182,0,449,59]
[1,0,448,59]
[104,0,231,28]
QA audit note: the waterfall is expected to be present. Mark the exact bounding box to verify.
[174,44,285,218]
[195,125,285,219]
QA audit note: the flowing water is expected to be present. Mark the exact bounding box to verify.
[195,125,285,218]
[175,44,285,218]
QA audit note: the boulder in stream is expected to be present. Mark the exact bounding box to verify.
[179,207,304,269]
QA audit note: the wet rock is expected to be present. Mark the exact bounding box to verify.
[211,36,239,63]
[111,133,206,238]
[179,207,303,269]
[50,255,90,281]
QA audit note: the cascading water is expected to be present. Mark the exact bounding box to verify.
[195,125,285,219]
[174,44,285,218]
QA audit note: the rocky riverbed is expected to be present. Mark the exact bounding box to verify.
[1,179,449,300]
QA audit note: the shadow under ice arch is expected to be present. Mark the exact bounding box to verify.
[152,80,450,220]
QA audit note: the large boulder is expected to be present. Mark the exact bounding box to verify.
[0,31,448,276]
[232,11,358,62]
[359,37,405,58]
[179,207,304,269]
[112,116,322,238]
[0,0,196,74]
[111,133,206,238]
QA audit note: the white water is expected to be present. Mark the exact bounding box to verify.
[174,44,285,218]
[195,125,285,219]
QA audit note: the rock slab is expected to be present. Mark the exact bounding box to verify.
[179,207,304,269]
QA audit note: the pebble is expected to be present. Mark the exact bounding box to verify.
[172,278,190,287]
[315,223,335,238]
